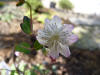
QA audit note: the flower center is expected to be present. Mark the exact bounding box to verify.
[50,34,59,40]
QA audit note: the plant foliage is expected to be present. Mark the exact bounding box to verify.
[25,0,42,11]
[59,0,74,10]
[15,42,31,54]
[20,16,32,34]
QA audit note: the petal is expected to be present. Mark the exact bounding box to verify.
[44,22,54,32]
[45,18,50,24]
[63,24,74,32]
[37,30,44,35]
[36,36,47,45]
[44,16,62,32]
[68,34,78,45]
[15,51,20,56]
[37,30,50,38]
[48,41,59,59]
[37,30,48,45]
[51,16,62,26]
[0,61,11,75]
[53,16,61,23]
[59,43,71,57]
[48,50,59,59]
[44,19,52,32]
[44,18,50,26]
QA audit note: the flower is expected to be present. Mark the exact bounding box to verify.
[36,16,78,59]
[15,51,20,56]
[0,61,11,75]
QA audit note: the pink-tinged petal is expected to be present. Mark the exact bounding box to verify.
[48,50,59,59]
[51,15,62,24]
[59,44,71,57]
[44,19,53,31]
[15,51,20,56]
[45,18,50,25]
[53,16,61,22]
[63,24,74,32]
[68,34,78,45]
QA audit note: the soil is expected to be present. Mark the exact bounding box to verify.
[0,2,100,75]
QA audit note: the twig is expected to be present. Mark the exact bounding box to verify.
[12,47,21,75]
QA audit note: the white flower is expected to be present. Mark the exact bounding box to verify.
[36,16,78,59]
[15,51,20,56]
[0,61,11,75]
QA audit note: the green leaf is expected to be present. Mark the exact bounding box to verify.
[24,67,37,75]
[44,70,50,75]
[20,42,30,48]
[11,70,16,75]
[32,65,44,74]
[25,70,31,75]
[25,69,37,75]
[15,42,31,54]
[30,70,37,75]
[16,0,25,6]
[33,40,43,50]
[20,16,32,34]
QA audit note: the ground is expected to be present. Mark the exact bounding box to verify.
[0,2,100,75]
